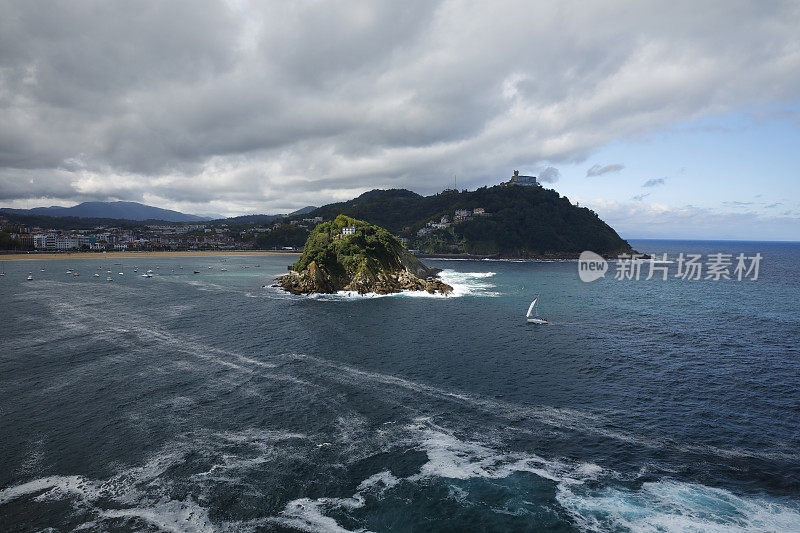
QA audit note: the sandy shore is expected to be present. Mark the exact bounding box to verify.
[0,250,300,261]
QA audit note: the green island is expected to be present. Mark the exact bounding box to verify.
[277,215,453,295]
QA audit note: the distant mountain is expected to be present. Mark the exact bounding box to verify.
[1,201,209,222]
[289,205,318,216]
[208,205,319,225]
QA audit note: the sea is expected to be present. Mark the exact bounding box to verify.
[1,239,799,532]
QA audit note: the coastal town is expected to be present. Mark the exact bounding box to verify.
[0,216,318,252]
[0,171,540,254]
[0,207,492,252]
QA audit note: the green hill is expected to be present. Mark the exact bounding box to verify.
[297,185,632,257]
[277,215,451,295]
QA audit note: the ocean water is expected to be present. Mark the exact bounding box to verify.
[1,240,799,532]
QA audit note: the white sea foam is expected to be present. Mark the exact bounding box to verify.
[357,471,400,492]
[292,270,499,301]
[435,270,499,298]
[97,498,215,533]
[556,480,800,532]
[407,420,600,486]
[272,470,400,533]
[0,475,87,505]
[274,497,367,533]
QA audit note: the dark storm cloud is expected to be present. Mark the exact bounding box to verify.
[1,1,800,214]
[586,164,624,177]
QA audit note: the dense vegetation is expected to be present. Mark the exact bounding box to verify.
[291,215,418,280]
[253,224,309,249]
[294,185,632,256]
[0,230,23,250]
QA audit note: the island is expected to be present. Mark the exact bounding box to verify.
[277,215,453,295]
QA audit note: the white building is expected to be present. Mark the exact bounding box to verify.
[342,226,356,235]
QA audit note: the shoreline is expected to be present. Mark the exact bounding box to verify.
[0,250,300,261]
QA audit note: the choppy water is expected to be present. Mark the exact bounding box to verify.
[1,240,799,532]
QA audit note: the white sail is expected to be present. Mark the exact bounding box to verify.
[526,298,537,317]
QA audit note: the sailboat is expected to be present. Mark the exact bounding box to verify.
[26,272,33,281]
[526,296,548,324]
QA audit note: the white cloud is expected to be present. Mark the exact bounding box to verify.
[0,1,799,216]
[578,198,800,241]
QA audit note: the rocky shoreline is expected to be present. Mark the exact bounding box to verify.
[277,262,452,295]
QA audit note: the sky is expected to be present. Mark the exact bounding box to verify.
[1,1,799,240]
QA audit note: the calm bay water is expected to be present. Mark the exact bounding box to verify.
[1,240,799,531]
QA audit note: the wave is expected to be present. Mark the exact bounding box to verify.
[269,419,800,532]
[4,413,798,532]
[0,428,311,532]
[557,480,800,532]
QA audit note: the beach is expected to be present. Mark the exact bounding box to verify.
[0,250,299,261]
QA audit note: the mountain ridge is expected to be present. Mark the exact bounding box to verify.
[1,201,209,222]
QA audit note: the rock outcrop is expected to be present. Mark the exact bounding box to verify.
[277,215,453,296]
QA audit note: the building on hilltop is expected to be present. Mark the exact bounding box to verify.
[342,226,356,236]
[506,170,539,186]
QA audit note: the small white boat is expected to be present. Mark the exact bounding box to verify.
[146,269,153,273]
[26,273,33,281]
[94,273,100,277]
[220,268,228,271]
[526,296,548,324]
[106,276,113,281]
